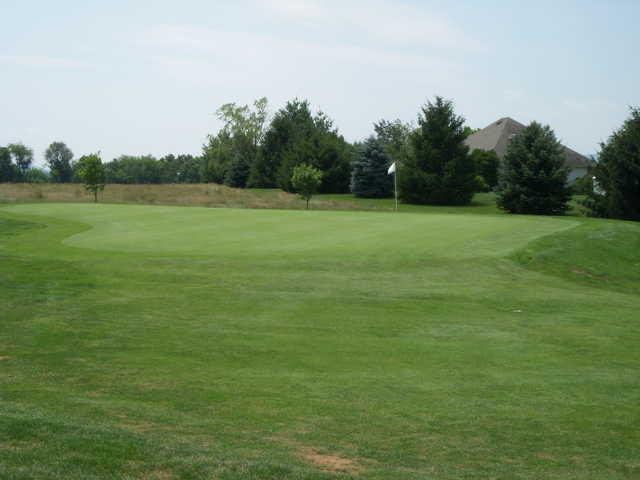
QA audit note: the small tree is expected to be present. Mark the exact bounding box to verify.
[45,142,74,183]
[350,136,393,198]
[291,163,322,209]
[582,107,640,221]
[77,153,106,202]
[496,122,571,215]
[399,97,477,205]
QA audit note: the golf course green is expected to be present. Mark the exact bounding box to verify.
[1,203,639,479]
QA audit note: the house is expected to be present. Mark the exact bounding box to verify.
[464,117,593,184]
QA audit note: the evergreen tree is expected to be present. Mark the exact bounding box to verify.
[583,107,640,220]
[350,136,393,198]
[399,97,476,205]
[250,99,351,193]
[496,122,571,215]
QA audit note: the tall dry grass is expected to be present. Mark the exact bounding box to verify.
[0,183,349,210]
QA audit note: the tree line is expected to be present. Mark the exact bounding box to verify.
[1,97,638,220]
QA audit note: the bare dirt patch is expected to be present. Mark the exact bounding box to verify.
[299,447,363,475]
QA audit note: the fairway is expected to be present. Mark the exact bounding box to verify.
[1,203,639,479]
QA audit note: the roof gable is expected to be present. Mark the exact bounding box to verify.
[465,117,593,169]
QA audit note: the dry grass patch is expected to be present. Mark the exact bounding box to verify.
[299,446,364,475]
[0,183,346,210]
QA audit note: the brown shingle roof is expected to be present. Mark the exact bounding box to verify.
[465,117,593,169]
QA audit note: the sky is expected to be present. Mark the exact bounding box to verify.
[1,0,638,166]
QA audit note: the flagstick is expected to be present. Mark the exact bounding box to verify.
[394,168,398,212]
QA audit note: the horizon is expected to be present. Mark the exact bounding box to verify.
[1,0,638,166]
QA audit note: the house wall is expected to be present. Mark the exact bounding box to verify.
[568,167,588,184]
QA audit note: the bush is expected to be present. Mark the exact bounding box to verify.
[470,149,499,191]
[572,174,594,195]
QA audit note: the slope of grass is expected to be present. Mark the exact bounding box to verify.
[0,203,638,479]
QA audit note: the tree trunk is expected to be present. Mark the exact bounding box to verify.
[94,190,98,203]
[306,198,309,210]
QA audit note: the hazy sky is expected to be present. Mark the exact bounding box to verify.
[1,0,638,166]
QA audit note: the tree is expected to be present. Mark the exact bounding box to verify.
[291,164,322,209]
[250,99,316,189]
[373,119,412,166]
[159,154,202,183]
[0,146,17,182]
[24,168,49,183]
[203,97,268,188]
[470,149,500,191]
[399,97,476,205]
[77,153,106,202]
[251,99,351,193]
[350,136,393,198]
[583,107,640,220]
[8,143,33,177]
[45,142,74,183]
[104,155,161,184]
[496,122,571,215]
[202,131,234,184]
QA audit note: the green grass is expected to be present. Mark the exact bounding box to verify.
[1,203,639,479]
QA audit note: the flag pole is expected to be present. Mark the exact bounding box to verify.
[394,167,398,212]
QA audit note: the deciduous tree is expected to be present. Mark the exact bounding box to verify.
[45,142,74,183]
[8,143,33,176]
[77,153,106,202]
[291,163,322,209]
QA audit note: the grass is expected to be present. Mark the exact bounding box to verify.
[0,202,639,479]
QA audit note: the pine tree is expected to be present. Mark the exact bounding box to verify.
[350,136,393,198]
[496,122,571,215]
[583,107,640,221]
[398,97,476,205]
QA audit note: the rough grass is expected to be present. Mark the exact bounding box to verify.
[0,203,638,479]
[0,183,587,217]
[0,183,311,210]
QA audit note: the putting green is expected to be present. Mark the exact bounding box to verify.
[4,203,576,258]
[1,202,638,480]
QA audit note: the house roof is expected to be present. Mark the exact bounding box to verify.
[465,117,593,169]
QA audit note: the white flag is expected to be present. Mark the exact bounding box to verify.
[387,162,396,175]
